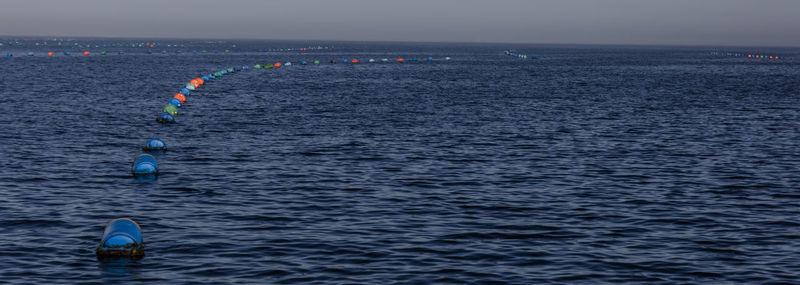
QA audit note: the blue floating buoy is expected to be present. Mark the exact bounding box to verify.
[445,57,451,60]
[143,138,167,151]
[156,112,176,123]
[301,61,307,65]
[96,218,144,258]
[27,52,34,56]
[285,62,292,66]
[411,57,418,62]
[242,65,249,70]
[202,75,209,81]
[426,57,432,61]
[5,52,11,57]
[179,88,191,95]
[161,50,166,54]
[207,74,214,79]
[233,66,240,71]
[131,154,158,175]
[64,51,71,56]
[341,59,348,63]
[168,98,182,108]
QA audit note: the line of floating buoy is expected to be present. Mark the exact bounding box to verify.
[267,46,331,52]
[312,57,451,64]
[111,63,258,258]
[136,63,256,176]
[132,54,445,175]
[3,50,102,56]
[0,50,457,63]
[116,53,450,258]
[110,59,250,255]
[1,44,331,57]
[711,51,785,60]
[504,49,536,59]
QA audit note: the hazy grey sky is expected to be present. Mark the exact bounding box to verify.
[1,0,799,46]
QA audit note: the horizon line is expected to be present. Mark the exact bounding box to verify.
[1,34,799,50]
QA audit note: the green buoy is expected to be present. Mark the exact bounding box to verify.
[162,104,178,116]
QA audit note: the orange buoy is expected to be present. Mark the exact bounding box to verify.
[196,78,204,85]
[83,51,90,55]
[397,58,404,62]
[352,59,358,63]
[274,62,282,67]
[190,79,200,88]
[174,93,186,104]
[47,52,53,56]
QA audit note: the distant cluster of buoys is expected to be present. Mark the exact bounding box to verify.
[2,39,170,56]
[504,49,536,59]
[3,39,190,48]
[328,56,450,64]
[251,56,450,68]
[7,49,223,56]
[5,50,114,57]
[0,39,265,54]
[3,47,332,57]
[710,51,785,60]
[1,39,336,56]
[266,46,332,52]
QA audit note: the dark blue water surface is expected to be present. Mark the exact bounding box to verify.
[1,39,800,284]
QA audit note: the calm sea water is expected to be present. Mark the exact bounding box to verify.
[1,39,799,284]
